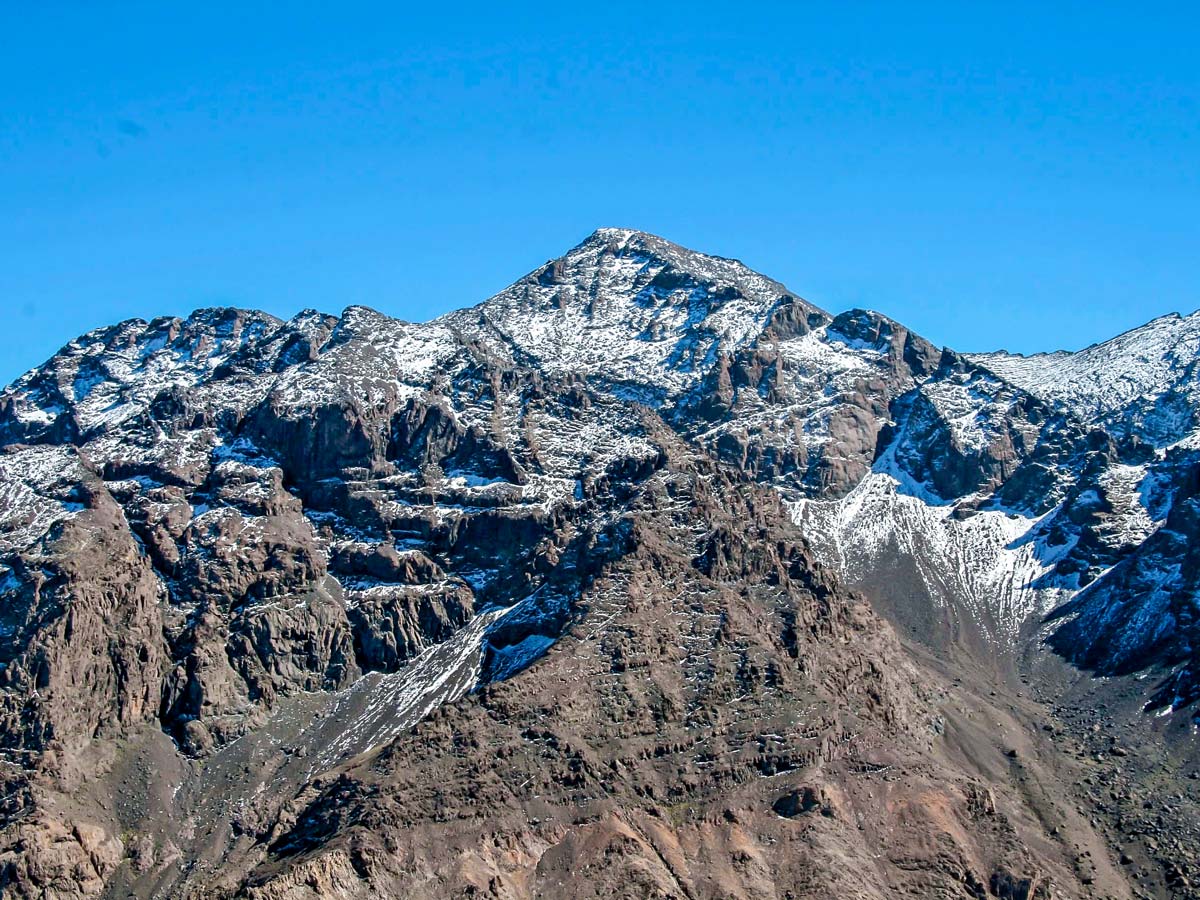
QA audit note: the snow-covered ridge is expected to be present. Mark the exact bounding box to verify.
[1,307,284,439]
[968,310,1200,443]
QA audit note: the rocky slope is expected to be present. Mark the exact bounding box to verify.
[0,228,1196,897]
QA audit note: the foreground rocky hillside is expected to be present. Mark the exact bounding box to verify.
[0,228,1197,897]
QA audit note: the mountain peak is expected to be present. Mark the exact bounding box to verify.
[440,229,826,395]
[582,225,642,244]
[567,227,758,274]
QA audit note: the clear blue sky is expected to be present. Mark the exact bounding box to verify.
[2,3,1197,384]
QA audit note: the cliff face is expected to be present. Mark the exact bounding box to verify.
[0,229,1196,898]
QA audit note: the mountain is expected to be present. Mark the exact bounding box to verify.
[0,229,1197,898]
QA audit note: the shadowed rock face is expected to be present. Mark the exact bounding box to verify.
[1047,457,1200,708]
[0,229,1196,897]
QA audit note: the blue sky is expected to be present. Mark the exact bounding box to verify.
[2,3,1197,384]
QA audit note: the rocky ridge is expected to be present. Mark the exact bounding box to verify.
[0,228,1196,898]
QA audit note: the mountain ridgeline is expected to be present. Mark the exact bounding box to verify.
[1,228,1198,898]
